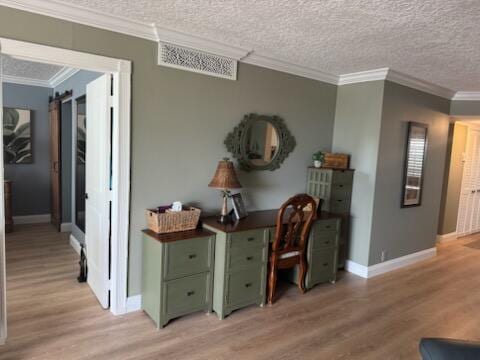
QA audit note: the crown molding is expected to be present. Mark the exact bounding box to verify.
[49,67,80,87]
[155,26,250,60]
[338,68,456,99]
[2,74,51,87]
[386,69,455,99]
[452,92,480,101]
[0,0,157,41]
[242,53,338,85]
[337,68,389,85]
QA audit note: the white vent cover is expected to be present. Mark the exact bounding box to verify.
[158,42,237,80]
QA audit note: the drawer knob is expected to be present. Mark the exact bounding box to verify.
[247,237,255,242]
[324,241,330,244]
[246,256,254,261]
[245,282,253,288]
[326,225,331,229]
[323,263,328,267]
[187,290,195,296]
[188,254,197,259]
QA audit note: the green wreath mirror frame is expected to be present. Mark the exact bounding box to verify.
[224,113,296,171]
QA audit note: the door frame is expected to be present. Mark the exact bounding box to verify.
[0,37,132,331]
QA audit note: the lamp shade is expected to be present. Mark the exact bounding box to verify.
[208,158,242,189]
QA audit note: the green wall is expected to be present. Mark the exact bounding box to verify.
[332,81,385,266]
[369,81,450,265]
[451,100,480,116]
[0,6,337,296]
[438,123,467,235]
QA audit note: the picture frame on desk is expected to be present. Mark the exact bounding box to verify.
[231,193,248,220]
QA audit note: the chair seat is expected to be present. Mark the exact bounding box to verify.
[279,251,300,259]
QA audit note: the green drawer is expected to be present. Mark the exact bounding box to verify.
[164,272,208,317]
[230,229,266,249]
[332,170,354,185]
[330,198,350,214]
[164,236,211,280]
[313,219,339,232]
[229,245,267,269]
[311,231,337,250]
[227,266,263,306]
[330,184,352,200]
[309,248,337,284]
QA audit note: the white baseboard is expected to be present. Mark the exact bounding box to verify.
[69,234,82,255]
[13,213,51,224]
[126,295,142,313]
[436,232,458,244]
[346,247,437,279]
[60,222,72,232]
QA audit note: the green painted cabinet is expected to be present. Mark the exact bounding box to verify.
[286,218,340,288]
[141,229,215,328]
[306,167,354,268]
[202,226,268,319]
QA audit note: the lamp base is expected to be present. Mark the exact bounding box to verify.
[218,214,232,224]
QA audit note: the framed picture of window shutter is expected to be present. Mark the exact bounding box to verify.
[401,122,428,208]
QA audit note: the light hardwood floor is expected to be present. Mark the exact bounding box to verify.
[1,224,480,359]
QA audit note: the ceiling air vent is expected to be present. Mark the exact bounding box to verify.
[158,42,237,80]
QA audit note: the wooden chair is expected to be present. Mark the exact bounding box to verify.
[267,194,316,305]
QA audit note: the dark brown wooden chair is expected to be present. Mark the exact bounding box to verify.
[267,194,316,305]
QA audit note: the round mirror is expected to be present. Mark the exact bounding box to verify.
[245,119,279,167]
[225,114,296,171]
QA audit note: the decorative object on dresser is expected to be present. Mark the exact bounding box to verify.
[306,167,354,268]
[142,228,215,328]
[312,150,325,168]
[267,194,316,305]
[202,209,341,319]
[402,122,428,208]
[231,193,248,220]
[3,108,32,164]
[322,153,350,170]
[4,180,13,233]
[145,206,201,234]
[225,113,296,171]
[208,158,242,224]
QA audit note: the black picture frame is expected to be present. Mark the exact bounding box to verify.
[231,193,248,220]
[401,121,428,208]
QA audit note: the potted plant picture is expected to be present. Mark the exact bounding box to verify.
[312,151,325,168]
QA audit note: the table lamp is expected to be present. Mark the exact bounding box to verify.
[208,158,242,224]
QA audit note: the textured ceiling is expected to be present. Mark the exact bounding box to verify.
[57,0,480,91]
[1,55,63,80]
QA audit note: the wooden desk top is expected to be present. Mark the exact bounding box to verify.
[142,228,215,243]
[202,209,341,233]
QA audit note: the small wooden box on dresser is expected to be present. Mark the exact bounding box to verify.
[141,228,215,328]
[306,168,354,268]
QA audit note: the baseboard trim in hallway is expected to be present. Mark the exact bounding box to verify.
[126,295,142,313]
[436,232,458,243]
[13,214,51,224]
[69,234,82,255]
[345,247,437,278]
[61,222,72,232]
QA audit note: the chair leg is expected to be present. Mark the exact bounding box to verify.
[298,256,307,294]
[267,260,278,305]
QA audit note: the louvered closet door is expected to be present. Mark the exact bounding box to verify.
[458,129,480,236]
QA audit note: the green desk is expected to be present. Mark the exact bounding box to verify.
[203,210,341,319]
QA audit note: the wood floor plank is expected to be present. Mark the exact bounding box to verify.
[1,224,480,359]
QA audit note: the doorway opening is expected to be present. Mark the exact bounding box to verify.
[0,38,131,343]
[439,119,480,242]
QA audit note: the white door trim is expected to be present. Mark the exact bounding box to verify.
[0,37,131,318]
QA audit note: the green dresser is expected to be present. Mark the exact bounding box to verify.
[286,217,340,288]
[306,167,354,268]
[141,229,215,328]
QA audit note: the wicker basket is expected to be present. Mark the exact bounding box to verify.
[146,207,201,234]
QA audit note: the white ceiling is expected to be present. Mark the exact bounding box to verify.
[54,0,480,92]
[1,55,62,80]
[1,55,77,87]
